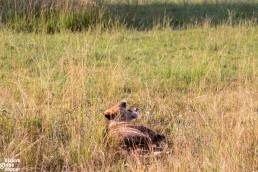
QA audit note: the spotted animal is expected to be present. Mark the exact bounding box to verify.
[104,101,168,153]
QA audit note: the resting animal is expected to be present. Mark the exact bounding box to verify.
[104,101,168,154]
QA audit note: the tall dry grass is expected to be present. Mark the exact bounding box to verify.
[0,0,102,32]
[0,0,257,171]
[0,23,257,171]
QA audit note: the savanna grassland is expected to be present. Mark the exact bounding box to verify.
[0,0,257,171]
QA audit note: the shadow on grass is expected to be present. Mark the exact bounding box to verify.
[1,1,257,32]
[105,2,257,29]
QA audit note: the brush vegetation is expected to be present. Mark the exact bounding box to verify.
[0,0,257,171]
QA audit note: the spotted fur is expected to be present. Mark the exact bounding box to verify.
[104,101,168,153]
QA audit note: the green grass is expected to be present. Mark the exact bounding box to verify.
[0,0,258,171]
[0,0,257,32]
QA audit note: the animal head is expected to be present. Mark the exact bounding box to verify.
[104,101,139,122]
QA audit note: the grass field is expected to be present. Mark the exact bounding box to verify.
[0,0,257,171]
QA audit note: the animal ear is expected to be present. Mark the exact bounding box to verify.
[104,113,115,120]
[118,101,126,108]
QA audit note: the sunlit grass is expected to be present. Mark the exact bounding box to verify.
[0,0,257,171]
[0,23,257,170]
